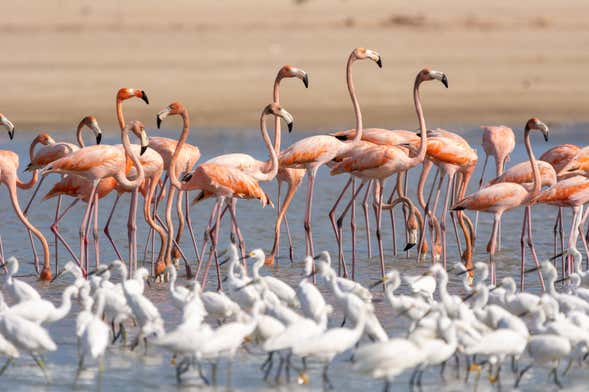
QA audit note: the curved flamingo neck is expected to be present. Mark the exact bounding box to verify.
[272,76,281,153]
[76,122,88,147]
[29,135,45,162]
[169,110,190,190]
[257,112,278,181]
[116,98,126,131]
[408,77,427,167]
[524,126,541,197]
[346,55,362,144]
[115,126,145,190]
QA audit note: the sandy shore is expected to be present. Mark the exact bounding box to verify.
[2,0,589,132]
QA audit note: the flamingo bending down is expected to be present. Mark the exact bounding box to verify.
[474,126,515,232]
[24,118,102,272]
[278,48,382,259]
[42,120,149,276]
[0,115,53,280]
[452,118,550,285]
[159,102,292,289]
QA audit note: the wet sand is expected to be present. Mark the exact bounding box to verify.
[2,0,589,131]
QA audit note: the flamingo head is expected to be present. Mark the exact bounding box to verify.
[125,120,149,155]
[277,65,309,88]
[78,115,103,144]
[418,68,448,88]
[0,114,15,140]
[35,133,56,146]
[264,103,294,133]
[156,101,186,129]
[117,88,149,104]
[526,117,549,142]
[351,48,382,68]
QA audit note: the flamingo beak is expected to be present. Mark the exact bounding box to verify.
[140,130,149,156]
[95,133,102,145]
[302,73,309,88]
[140,90,149,105]
[156,115,162,129]
[441,74,448,88]
[376,57,383,68]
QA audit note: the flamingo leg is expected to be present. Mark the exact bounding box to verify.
[304,168,317,257]
[449,174,464,258]
[50,199,82,267]
[92,196,100,269]
[417,168,439,262]
[440,172,456,269]
[164,185,177,267]
[231,201,247,260]
[103,193,124,261]
[350,179,357,277]
[172,190,186,267]
[201,198,224,290]
[0,234,4,270]
[199,201,219,264]
[488,212,501,286]
[276,181,282,259]
[375,179,386,280]
[328,177,353,271]
[569,205,584,276]
[553,208,561,259]
[526,205,544,291]
[269,178,301,265]
[184,190,201,265]
[128,188,139,276]
[362,180,373,258]
[474,155,488,233]
[519,207,528,291]
[80,180,99,273]
[23,175,46,271]
[335,181,366,279]
[578,207,589,269]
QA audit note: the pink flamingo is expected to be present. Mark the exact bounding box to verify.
[488,159,557,289]
[278,48,381,258]
[23,117,102,270]
[452,117,550,285]
[201,66,306,262]
[0,114,53,280]
[42,120,149,275]
[474,126,515,232]
[151,113,201,271]
[328,68,448,279]
[540,144,582,260]
[159,101,292,289]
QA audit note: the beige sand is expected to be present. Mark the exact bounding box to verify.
[2,0,589,132]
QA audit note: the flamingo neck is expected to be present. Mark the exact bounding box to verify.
[169,110,190,190]
[272,77,281,153]
[76,123,86,147]
[346,56,362,144]
[409,78,427,167]
[524,126,541,197]
[258,112,278,181]
[115,127,144,191]
[116,98,125,131]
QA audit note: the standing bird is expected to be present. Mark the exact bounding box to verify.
[452,118,550,285]
[278,48,381,258]
[0,115,53,280]
[75,289,109,382]
[474,126,515,232]
[42,121,149,276]
[328,68,448,279]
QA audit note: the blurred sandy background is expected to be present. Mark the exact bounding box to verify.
[2,0,589,131]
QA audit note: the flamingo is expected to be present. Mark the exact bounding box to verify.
[42,120,149,276]
[159,102,292,289]
[328,68,448,279]
[202,66,306,262]
[278,48,381,258]
[23,118,103,271]
[0,115,53,280]
[452,117,550,285]
[474,125,515,231]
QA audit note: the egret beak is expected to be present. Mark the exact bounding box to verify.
[550,251,566,261]
[369,277,386,289]
[489,283,503,292]
[236,279,257,291]
[524,266,542,274]
[457,267,475,276]
[554,276,570,284]
[50,269,65,283]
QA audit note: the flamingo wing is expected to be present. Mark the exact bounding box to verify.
[452,182,528,213]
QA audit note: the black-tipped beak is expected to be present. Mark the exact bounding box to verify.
[156,115,162,129]
[457,267,475,276]
[237,279,257,291]
[489,283,503,292]
[305,269,318,279]
[369,278,385,289]
[141,91,149,105]
[403,242,416,251]
[303,74,309,88]
[239,254,252,262]
[96,133,102,145]
[543,134,549,142]
[376,58,383,68]
[287,121,294,133]
[441,75,448,88]
[50,270,64,283]
[219,257,231,266]
[182,172,192,182]
[140,145,148,156]
[524,266,541,274]
[554,276,570,284]
[461,291,476,302]
[550,251,566,261]
[8,129,14,140]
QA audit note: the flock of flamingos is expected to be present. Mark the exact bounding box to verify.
[0,47,589,389]
[0,47,587,290]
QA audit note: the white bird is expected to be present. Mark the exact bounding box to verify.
[464,329,527,372]
[294,297,368,389]
[1,257,41,303]
[224,245,259,311]
[315,251,372,302]
[540,261,589,314]
[200,286,241,322]
[76,289,110,381]
[248,249,299,308]
[296,256,332,323]
[51,260,86,288]
[515,334,571,388]
[166,265,192,310]
[499,276,540,316]
[377,270,430,321]
[0,293,56,381]
[76,283,94,346]
[354,338,426,392]
[9,284,78,324]
[403,272,436,302]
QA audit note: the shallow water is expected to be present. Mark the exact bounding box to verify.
[1,122,589,391]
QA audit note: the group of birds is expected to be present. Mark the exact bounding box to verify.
[1,246,589,390]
